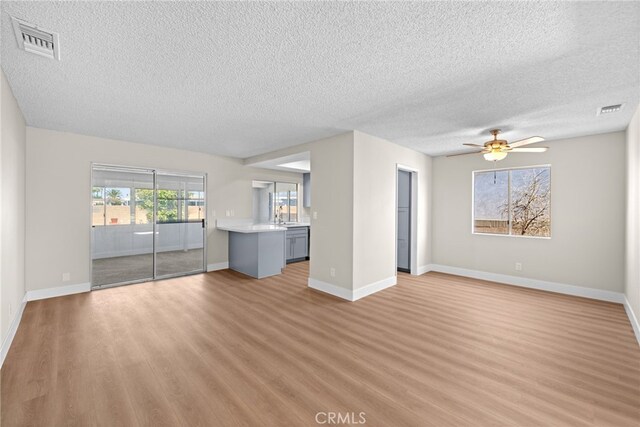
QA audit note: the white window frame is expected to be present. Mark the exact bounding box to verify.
[471,164,551,239]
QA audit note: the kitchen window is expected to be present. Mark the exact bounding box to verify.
[273,182,298,223]
[473,165,551,237]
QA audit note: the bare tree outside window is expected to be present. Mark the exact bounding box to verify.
[473,166,551,237]
[504,168,550,237]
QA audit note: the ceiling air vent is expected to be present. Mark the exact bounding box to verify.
[598,104,624,115]
[11,16,60,60]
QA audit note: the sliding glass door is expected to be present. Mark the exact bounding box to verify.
[154,172,206,279]
[91,165,206,289]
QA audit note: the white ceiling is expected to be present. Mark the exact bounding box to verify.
[1,1,638,158]
[251,152,311,173]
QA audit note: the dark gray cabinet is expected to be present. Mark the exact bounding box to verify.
[397,170,411,272]
[286,226,309,263]
[303,173,311,208]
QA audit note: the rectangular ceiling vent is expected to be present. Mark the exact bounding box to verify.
[11,16,60,60]
[598,104,624,115]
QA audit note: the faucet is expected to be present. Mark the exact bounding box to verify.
[277,205,284,224]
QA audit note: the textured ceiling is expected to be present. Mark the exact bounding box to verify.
[1,1,638,158]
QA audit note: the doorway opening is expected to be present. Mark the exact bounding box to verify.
[91,164,207,289]
[396,166,417,274]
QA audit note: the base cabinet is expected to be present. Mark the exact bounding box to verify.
[228,230,285,278]
[286,227,309,263]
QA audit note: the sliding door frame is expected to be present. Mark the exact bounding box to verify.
[153,169,208,281]
[90,163,207,290]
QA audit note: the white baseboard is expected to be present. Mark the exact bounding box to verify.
[2,283,91,368]
[308,276,396,301]
[207,262,229,272]
[308,278,353,301]
[424,264,625,303]
[624,296,640,346]
[352,276,397,301]
[417,264,432,275]
[26,282,91,301]
[1,293,27,368]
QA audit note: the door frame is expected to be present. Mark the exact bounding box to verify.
[395,164,418,275]
[90,162,207,290]
[153,169,208,281]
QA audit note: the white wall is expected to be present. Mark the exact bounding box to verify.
[308,133,355,289]
[625,104,640,322]
[245,132,356,291]
[352,131,432,289]
[246,131,433,296]
[432,132,626,292]
[25,127,301,292]
[1,69,26,346]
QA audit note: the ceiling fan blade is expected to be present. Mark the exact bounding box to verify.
[446,150,485,157]
[463,143,484,147]
[509,147,548,153]
[509,136,545,148]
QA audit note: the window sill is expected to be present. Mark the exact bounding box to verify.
[471,232,551,240]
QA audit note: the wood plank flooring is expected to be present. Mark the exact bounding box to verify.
[2,262,639,426]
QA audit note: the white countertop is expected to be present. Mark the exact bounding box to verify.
[217,224,287,234]
[282,222,311,228]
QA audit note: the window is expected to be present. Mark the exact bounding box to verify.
[134,188,154,224]
[94,187,205,225]
[92,187,105,226]
[155,189,179,223]
[187,190,205,221]
[473,166,550,237]
[105,187,131,225]
[92,186,131,225]
[252,180,300,223]
[272,182,298,223]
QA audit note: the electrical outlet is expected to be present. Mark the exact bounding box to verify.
[230,209,234,217]
[225,210,230,217]
[515,262,522,271]
[62,272,70,282]
[330,267,336,277]
[313,211,318,220]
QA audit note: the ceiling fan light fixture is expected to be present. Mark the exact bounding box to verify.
[483,150,508,162]
[449,129,547,160]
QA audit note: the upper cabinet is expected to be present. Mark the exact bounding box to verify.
[303,173,311,208]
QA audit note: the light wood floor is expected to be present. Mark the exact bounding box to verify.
[2,262,639,426]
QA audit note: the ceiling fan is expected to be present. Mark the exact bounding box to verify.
[448,129,547,161]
